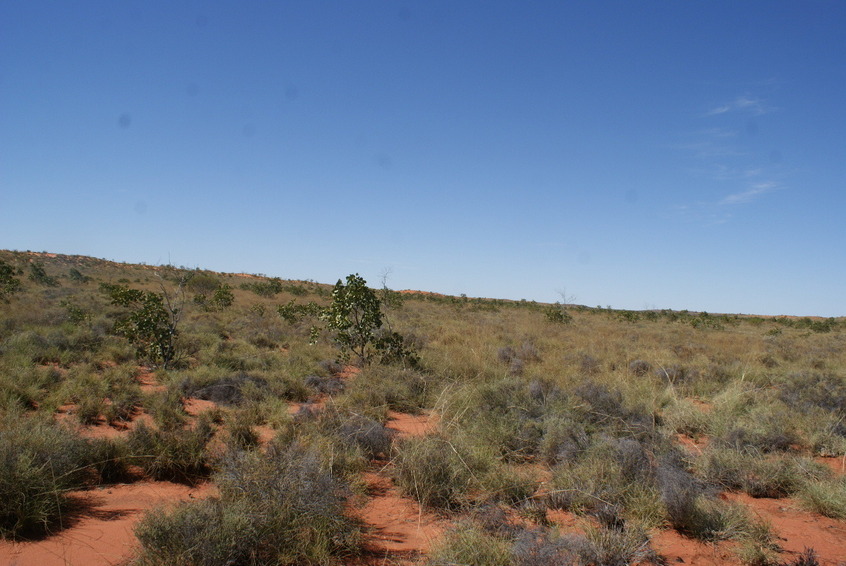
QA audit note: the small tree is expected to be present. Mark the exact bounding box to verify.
[28,262,59,287]
[0,260,23,303]
[323,274,384,364]
[101,275,189,369]
[193,283,234,312]
[278,273,418,367]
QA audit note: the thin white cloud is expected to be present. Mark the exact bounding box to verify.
[707,95,774,116]
[719,181,778,205]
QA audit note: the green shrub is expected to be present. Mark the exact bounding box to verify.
[135,497,259,566]
[136,441,361,565]
[0,260,23,302]
[101,282,185,368]
[338,365,430,420]
[429,521,512,566]
[29,262,59,287]
[798,477,846,519]
[393,433,474,510]
[127,420,213,482]
[0,412,91,538]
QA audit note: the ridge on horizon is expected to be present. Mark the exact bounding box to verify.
[1,249,838,320]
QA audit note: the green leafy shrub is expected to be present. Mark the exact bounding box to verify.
[28,262,59,287]
[0,260,23,302]
[544,302,573,324]
[101,282,185,368]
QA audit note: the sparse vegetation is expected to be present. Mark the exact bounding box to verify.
[0,411,93,538]
[134,441,361,565]
[1,250,845,564]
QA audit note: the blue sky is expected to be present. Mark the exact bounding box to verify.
[2,2,844,316]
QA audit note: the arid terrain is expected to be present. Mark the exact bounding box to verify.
[1,251,845,565]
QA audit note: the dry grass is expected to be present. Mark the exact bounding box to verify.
[1,250,844,563]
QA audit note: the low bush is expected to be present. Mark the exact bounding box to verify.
[393,433,475,510]
[223,412,261,452]
[338,365,430,421]
[86,436,133,484]
[512,529,582,566]
[127,419,214,482]
[285,406,391,479]
[60,364,141,425]
[547,436,665,528]
[432,521,658,566]
[0,412,92,538]
[429,521,512,566]
[578,524,657,566]
[144,388,189,430]
[696,447,827,499]
[629,359,652,376]
[798,477,846,519]
[135,441,361,565]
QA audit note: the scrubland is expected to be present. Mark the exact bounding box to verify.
[1,249,845,565]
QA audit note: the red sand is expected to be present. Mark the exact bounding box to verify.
[0,481,213,566]
[726,492,846,565]
[651,529,740,565]
[386,410,438,438]
[353,470,446,565]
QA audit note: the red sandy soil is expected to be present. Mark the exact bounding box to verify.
[136,370,165,394]
[351,409,452,565]
[726,492,846,565]
[182,397,217,417]
[677,433,709,456]
[817,456,846,476]
[353,469,446,565]
[386,410,439,438]
[651,529,741,565]
[0,481,213,566]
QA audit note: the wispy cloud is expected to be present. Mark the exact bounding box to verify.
[707,95,774,116]
[719,181,778,205]
[671,89,786,223]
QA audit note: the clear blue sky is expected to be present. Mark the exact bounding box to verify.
[2,2,844,316]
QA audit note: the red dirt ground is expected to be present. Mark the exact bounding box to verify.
[351,408,451,565]
[727,492,846,565]
[13,365,846,566]
[0,481,213,566]
[353,469,446,565]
